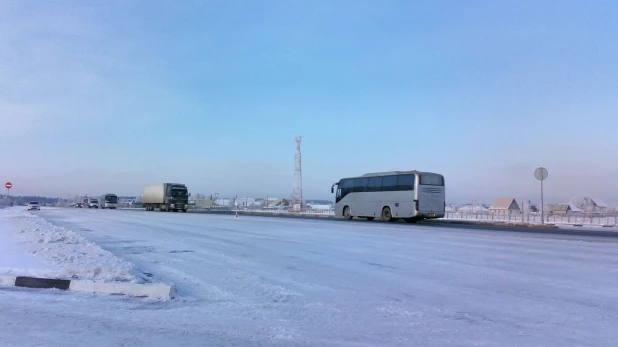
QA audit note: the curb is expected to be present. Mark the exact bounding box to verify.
[0,275,176,299]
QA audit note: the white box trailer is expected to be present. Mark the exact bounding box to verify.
[142,183,189,212]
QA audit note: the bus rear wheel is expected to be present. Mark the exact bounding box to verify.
[382,207,394,222]
[343,206,352,220]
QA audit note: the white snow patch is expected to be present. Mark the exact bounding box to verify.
[457,204,488,212]
[0,207,136,282]
[306,204,332,210]
[0,214,55,277]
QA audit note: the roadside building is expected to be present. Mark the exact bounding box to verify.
[489,198,521,215]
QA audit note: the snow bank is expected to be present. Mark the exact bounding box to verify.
[0,218,55,278]
[0,207,136,282]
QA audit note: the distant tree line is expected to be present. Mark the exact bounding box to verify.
[0,195,68,206]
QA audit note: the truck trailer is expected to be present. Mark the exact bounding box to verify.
[142,183,189,212]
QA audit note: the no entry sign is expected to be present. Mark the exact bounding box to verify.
[5,182,12,190]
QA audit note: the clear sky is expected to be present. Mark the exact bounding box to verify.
[1,0,617,203]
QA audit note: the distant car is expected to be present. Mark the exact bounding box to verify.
[27,201,40,210]
[75,203,83,208]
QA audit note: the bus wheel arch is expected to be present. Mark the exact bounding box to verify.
[343,206,352,220]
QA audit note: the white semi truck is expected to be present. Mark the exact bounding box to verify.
[142,183,189,212]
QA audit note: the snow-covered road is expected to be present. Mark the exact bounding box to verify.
[2,208,618,346]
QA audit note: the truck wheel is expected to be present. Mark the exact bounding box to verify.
[182,209,187,213]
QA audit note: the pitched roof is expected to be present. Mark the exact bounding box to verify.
[591,198,608,208]
[547,204,570,212]
[489,198,520,210]
[563,203,581,212]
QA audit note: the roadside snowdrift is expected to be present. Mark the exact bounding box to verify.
[0,208,136,282]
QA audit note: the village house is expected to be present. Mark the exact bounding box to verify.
[489,198,521,215]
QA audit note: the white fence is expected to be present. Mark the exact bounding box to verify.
[443,212,618,226]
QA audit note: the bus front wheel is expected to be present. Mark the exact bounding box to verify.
[382,207,394,222]
[343,206,352,220]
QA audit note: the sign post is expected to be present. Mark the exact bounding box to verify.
[534,168,548,224]
[5,182,12,206]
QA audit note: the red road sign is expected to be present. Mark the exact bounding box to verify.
[5,182,12,189]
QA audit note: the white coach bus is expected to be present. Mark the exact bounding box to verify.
[100,193,118,209]
[330,170,445,222]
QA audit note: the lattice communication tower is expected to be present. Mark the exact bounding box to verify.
[289,136,303,212]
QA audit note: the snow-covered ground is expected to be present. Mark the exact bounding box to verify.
[0,207,135,281]
[0,210,55,275]
[1,207,618,346]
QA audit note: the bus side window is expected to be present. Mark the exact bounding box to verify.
[397,174,415,190]
[368,177,382,192]
[354,178,368,192]
[381,176,398,191]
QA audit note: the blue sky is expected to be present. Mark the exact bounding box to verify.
[1,0,617,203]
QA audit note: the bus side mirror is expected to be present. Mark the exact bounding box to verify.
[331,187,334,193]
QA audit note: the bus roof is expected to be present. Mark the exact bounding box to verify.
[360,170,421,177]
[337,170,442,181]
